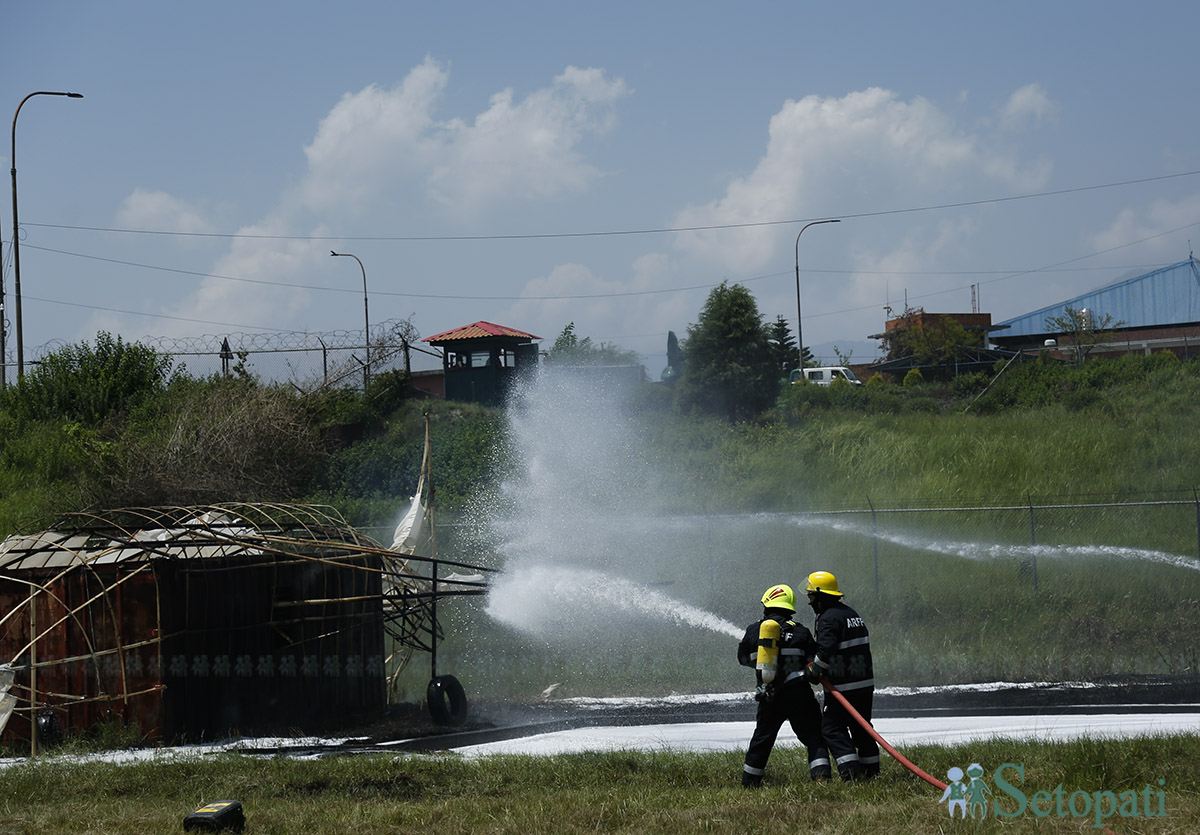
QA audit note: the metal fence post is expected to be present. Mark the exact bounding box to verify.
[1026,494,1039,594]
[706,512,714,596]
[867,495,879,600]
[1194,486,1200,562]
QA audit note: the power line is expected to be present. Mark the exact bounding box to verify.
[806,219,1200,320]
[23,293,301,334]
[22,242,778,299]
[23,169,1200,242]
[21,240,1181,305]
[12,175,1199,332]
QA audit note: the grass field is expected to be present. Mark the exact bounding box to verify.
[0,734,1195,833]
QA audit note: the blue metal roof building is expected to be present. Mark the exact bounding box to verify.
[991,258,1200,353]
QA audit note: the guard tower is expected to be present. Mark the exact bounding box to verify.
[422,321,541,405]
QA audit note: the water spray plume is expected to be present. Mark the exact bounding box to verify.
[471,369,746,691]
[790,515,1200,572]
[487,564,743,639]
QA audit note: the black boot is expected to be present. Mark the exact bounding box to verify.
[838,763,862,783]
[742,773,763,789]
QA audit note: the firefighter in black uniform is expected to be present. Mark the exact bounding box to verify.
[804,570,879,781]
[737,583,831,787]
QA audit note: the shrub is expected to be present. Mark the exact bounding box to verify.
[948,371,989,398]
[2,332,176,426]
[902,368,924,388]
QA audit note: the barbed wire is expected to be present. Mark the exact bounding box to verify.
[137,317,421,355]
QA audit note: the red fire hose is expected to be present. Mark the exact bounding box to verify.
[820,676,947,791]
[820,679,1121,834]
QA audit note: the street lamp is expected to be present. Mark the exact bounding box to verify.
[794,218,841,370]
[11,90,83,381]
[330,250,370,391]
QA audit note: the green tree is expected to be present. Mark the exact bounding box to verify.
[877,309,983,380]
[767,315,800,373]
[1044,306,1123,365]
[548,322,641,366]
[674,282,778,421]
[3,332,177,426]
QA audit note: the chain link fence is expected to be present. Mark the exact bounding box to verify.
[749,494,1200,685]
[405,493,1200,696]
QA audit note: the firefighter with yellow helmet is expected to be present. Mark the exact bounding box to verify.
[736,583,830,787]
[804,570,878,781]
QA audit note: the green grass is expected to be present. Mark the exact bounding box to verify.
[0,735,1194,833]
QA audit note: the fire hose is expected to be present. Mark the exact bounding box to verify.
[820,676,948,791]
[820,678,1122,834]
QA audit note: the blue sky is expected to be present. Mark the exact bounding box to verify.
[5,1,1200,378]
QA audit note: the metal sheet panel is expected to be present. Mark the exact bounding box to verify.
[994,259,1200,337]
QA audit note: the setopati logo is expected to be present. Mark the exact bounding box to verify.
[938,761,1167,829]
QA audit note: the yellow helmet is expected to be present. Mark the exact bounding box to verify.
[760,584,796,612]
[805,570,843,597]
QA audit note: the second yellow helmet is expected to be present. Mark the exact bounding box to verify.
[805,570,843,597]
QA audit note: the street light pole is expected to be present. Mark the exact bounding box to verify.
[1,192,6,388]
[330,250,370,391]
[12,90,83,381]
[794,218,841,370]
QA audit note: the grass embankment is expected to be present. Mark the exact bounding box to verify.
[662,353,1200,510]
[0,735,1195,833]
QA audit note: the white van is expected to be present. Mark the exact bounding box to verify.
[789,366,863,386]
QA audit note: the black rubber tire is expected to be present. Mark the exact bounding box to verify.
[427,674,468,726]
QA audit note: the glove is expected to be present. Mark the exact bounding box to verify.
[804,662,823,685]
[754,684,775,703]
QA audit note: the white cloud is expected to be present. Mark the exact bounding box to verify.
[300,58,628,221]
[1091,193,1200,258]
[849,217,980,316]
[501,86,1058,366]
[300,57,447,215]
[117,189,213,234]
[429,67,627,213]
[129,60,629,339]
[670,87,1046,274]
[998,82,1059,132]
[147,216,325,339]
[505,252,697,366]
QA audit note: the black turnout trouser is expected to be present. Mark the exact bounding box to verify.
[821,685,879,779]
[742,681,830,784]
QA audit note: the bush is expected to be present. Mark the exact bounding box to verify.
[948,371,989,398]
[1,332,176,426]
[902,368,924,388]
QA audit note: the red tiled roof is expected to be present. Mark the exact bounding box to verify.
[422,321,541,343]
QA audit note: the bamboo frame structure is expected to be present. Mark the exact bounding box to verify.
[0,501,490,749]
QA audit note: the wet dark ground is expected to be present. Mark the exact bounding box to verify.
[300,674,1200,756]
